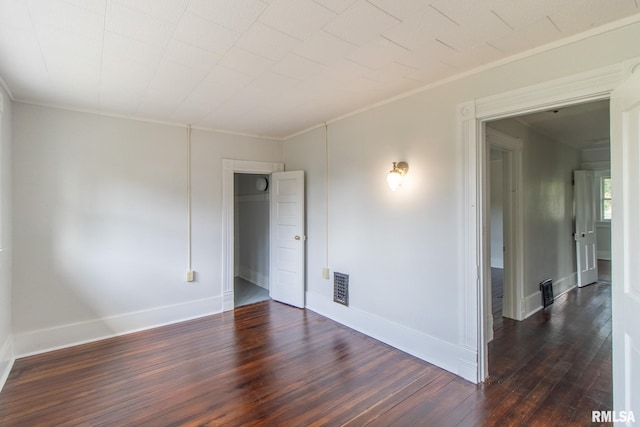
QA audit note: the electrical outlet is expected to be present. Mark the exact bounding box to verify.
[186,270,195,282]
[322,267,330,280]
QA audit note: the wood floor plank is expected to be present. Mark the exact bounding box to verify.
[363,371,459,426]
[388,376,478,426]
[341,365,447,427]
[0,283,612,426]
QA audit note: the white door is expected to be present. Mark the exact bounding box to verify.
[611,68,640,419]
[269,171,305,308]
[574,170,598,287]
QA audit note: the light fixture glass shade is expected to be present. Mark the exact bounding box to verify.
[387,161,409,191]
[255,177,268,192]
[387,170,402,191]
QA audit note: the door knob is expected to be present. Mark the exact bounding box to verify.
[295,235,301,240]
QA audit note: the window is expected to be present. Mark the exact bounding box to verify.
[601,176,612,221]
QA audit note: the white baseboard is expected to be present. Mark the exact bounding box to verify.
[14,296,223,358]
[597,251,611,261]
[0,335,15,393]
[523,273,577,319]
[306,291,478,383]
[223,291,234,312]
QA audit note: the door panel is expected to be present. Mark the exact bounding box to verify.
[611,67,640,417]
[270,171,305,308]
[574,170,598,287]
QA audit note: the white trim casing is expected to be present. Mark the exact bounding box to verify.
[457,101,480,365]
[485,128,525,322]
[458,58,640,383]
[221,159,284,312]
[0,89,10,393]
[474,64,623,120]
[0,335,15,393]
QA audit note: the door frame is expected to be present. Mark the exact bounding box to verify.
[222,159,284,312]
[485,127,524,343]
[610,66,640,421]
[458,58,640,383]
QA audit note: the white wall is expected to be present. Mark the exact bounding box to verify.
[11,103,282,355]
[597,224,612,260]
[490,155,504,269]
[234,173,270,288]
[284,21,640,380]
[0,86,13,390]
[581,146,611,167]
[283,127,328,295]
[488,119,580,306]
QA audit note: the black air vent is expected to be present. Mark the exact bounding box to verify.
[333,272,349,306]
[540,278,554,308]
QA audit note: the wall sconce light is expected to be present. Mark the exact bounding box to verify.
[387,161,409,191]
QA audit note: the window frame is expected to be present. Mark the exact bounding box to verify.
[596,171,612,222]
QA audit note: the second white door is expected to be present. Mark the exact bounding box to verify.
[269,171,305,308]
[574,170,598,287]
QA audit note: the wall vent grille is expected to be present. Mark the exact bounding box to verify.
[333,272,349,306]
[540,278,554,308]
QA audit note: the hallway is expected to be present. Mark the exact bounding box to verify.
[486,281,612,424]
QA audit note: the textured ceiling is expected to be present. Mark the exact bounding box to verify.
[0,0,638,138]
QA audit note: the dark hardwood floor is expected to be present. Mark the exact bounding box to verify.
[486,280,612,426]
[491,267,504,329]
[0,282,611,426]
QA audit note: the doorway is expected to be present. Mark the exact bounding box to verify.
[489,148,505,338]
[459,59,640,412]
[484,99,612,379]
[234,173,271,308]
[485,127,524,344]
[221,160,306,311]
[221,159,284,312]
